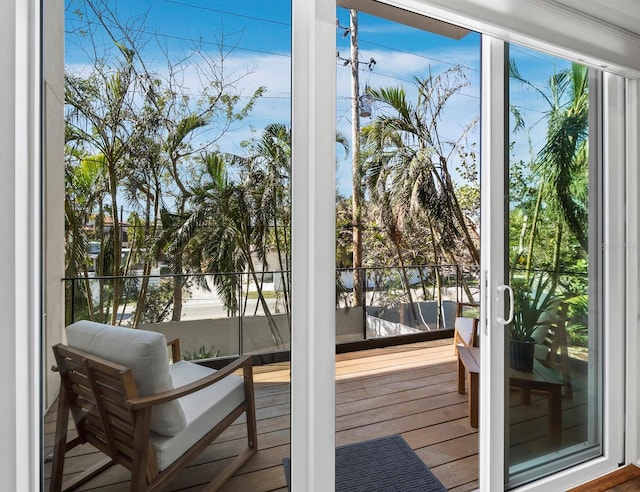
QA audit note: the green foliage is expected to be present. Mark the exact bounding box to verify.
[564,294,589,347]
[455,184,480,224]
[336,195,355,269]
[64,2,272,325]
[509,273,559,341]
[135,281,175,325]
[508,60,590,279]
[362,65,480,271]
[245,290,276,300]
[184,345,221,361]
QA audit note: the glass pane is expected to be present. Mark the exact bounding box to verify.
[59,1,292,490]
[506,43,601,487]
[64,0,292,360]
[335,5,482,491]
[335,6,481,345]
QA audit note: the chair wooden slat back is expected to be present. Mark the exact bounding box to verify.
[52,343,155,473]
[453,316,479,354]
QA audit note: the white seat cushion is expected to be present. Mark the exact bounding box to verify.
[531,325,548,344]
[150,360,246,471]
[65,320,186,436]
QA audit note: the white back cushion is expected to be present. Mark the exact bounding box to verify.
[65,320,186,436]
[455,317,475,346]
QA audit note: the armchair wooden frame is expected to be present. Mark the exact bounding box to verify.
[537,302,573,398]
[49,339,257,492]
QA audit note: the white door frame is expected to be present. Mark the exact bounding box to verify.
[479,34,508,491]
[290,0,337,490]
[479,44,628,491]
[0,0,42,490]
[625,78,640,468]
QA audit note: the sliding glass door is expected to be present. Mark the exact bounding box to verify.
[482,35,624,490]
[505,42,602,487]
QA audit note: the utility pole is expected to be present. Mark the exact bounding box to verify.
[337,11,375,307]
[350,9,364,307]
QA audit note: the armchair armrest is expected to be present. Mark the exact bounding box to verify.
[126,355,253,410]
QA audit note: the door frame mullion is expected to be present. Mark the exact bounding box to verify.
[290,0,337,490]
[479,33,508,492]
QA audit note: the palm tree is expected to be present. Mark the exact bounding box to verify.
[163,114,208,322]
[120,91,170,328]
[168,152,286,348]
[538,63,589,253]
[239,124,292,318]
[510,61,589,286]
[65,44,140,324]
[64,147,108,322]
[362,66,480,313]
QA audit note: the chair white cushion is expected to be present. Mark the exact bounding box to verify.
[150,360,246,471]
[531,326,552,360]
[454,317,475,346]
[531,325,548,344]
[65,320,186,436]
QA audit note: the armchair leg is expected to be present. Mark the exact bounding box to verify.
[202,446,257,492]
[201,364,260,492]
[49,386,70,492]
[243,363,259,451]
[59,458,115,492]
[49,384,115,492]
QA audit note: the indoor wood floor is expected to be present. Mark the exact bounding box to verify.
[43,338,479,491]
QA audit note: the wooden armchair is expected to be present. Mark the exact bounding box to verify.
[533,302,572,397]
[49,320,257,492]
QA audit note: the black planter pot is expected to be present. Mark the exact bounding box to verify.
[509,338,536,372]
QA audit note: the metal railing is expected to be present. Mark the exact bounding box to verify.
[64,264,481,361]
[337,264,480,342]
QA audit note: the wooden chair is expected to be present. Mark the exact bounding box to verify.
[49,320,257,492]
[533,302,572,398]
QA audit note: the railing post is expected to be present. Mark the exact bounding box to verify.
[238,272,243,356]
[361,267,367,340]
[70,279,76,323]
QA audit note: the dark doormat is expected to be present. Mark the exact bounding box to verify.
[283,434,447,491]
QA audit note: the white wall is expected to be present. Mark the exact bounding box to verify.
[144,308,365,356]
[145,315,292,356]
[43,0,66,411]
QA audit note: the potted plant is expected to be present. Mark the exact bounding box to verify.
[509,273,558,371]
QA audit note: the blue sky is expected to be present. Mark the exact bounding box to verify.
[65,0,292,60]
[65,0,571,197]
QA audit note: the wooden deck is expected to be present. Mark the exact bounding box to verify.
[43,337,606,491]
[44,338,478,491]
